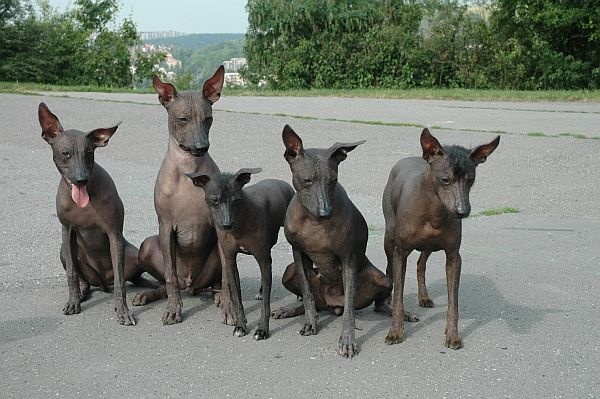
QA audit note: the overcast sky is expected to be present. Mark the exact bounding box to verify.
[46,0,248,34]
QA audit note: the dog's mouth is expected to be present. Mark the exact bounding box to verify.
[64,177,90,208]
[179,144,208,157]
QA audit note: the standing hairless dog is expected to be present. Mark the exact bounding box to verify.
[133,66,236,325]
[186,168,295,340]
[38,102,153,325]
[383,128,499,348]
[281,124,392,357]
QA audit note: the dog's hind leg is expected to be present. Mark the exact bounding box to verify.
[417,251,434,308]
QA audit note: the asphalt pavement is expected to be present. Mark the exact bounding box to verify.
[1,92,598,398]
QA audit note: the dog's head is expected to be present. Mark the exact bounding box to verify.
[282,124,364,219]
[153,66,224,158]
[420,128,500,219]
[186,168,262,231]
[38,102,119,208]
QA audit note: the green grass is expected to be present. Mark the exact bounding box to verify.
[558,132,592,139]
[3,81,600,102]
[475,207,520,217]
[527,131,599,140]
[527,131,550,137]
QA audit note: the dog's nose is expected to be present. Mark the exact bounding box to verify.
[220,221,233,230]
[455,208,470,219]
[318,207,332,218]
[74,179,88,186]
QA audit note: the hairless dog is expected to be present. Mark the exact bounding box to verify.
[133,66,237,325]
[38,102,154,325]
[186,168,294,340]
[383,128,499,348]
[281,124,392,357]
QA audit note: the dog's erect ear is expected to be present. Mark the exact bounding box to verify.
[420,128,445,163]
[153,75,179,107]
[328,140,365,164]
[234,167,262,187]
[470,135,500,166]
[87,122,121,148]
[282,124,304,163]
[203,65,225,104]
[38,102,64,144]
[185,172,211,189]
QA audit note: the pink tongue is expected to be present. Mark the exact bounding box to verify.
[71,184,90,208]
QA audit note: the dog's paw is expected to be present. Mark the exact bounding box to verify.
[161,303,183,325]
[338,335,359,358]
[384,327,404,345]
[131,292,148,306]
[221,309,236,326]
[63,299,81,315]
[115,305,136,326]
[404,311,420,322]
[418,295,434,308]
[445,333,463,349]
[254,291,263,301]
[233,326,248,337]
[299,323,317,336]
[253,329,269,341]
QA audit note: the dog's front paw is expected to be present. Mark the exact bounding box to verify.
[115,304,136,326]
[219,299,236,326]
[418,295,434,308]
[63,299,81,315]
[299,323,317,336]
[254,291,263,301]
[161,302,183,325]
[384,327,404,345]
[233,326,248,337]
[131,292,148,306]
[445,332,463,349]
[338,335,359,358]
[253,329,269,341]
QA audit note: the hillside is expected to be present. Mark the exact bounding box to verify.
[146,33,244,51]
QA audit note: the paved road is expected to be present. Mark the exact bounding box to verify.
[1,92,599,398]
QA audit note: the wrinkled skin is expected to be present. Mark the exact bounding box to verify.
[382,128,499,348]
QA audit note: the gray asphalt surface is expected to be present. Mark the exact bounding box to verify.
[1,92,599,398]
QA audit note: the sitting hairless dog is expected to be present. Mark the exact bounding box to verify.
[383,128,499,348]
[281,124,392,357]
[38,102,153,325]
[133,67,237,325]
[186,168,295,340]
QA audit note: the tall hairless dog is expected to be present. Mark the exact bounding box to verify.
[383,128,499,348]
[186,168,295,340]
[133,66,236,325]
[281,124,392,357]
[38,102,153,325]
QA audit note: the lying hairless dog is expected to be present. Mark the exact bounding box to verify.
[186,168,294,340]
[38,102,154,325]
[133,67,237,325]
[383,128,499,348]
[280,124,392,357]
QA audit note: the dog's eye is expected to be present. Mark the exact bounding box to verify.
[61,151,71,159]
[210,196,219,205]
[303,178,313,186]
[441,177,451,185]
[178,117,189,123]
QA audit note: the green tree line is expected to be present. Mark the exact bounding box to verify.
[0,0,162,87]
[244,0,600,90]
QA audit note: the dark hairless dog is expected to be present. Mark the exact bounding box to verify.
[186,168,294,340]
[280,124,392,357]
[38,102,154,325]
[133,66,237,325]
[383,128,499,348]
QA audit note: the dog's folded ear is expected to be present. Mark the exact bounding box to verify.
[38,102,64,144]
[234,168,262,186]
[153,75,179,107]
[185,172,211,189]
[328,141,365,164]
[420,128,445,163]
[469,135,500,165]
[282,124,304,162]
[88,122,121,147]
[203,65,225,104]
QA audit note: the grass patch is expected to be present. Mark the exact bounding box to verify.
[0,81,151,94]
[527,131,550,137]
[475,207,520,217]
[558,132,589,139]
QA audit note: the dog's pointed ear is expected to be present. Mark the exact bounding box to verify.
[328,140,365,164]
[282,124,304,163]
[203,65,225,104]
[153,75,178,107]
[234,167,262,187]
[185,172,211,189]
[470,135,500,166]
[38,102,64,144]
[87,121,121,147]
[420,128,444,163]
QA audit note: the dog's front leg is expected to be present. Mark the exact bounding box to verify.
[62,225,81,315]
[339,256,358,357]
[444,250,463,349]
[219,244,247,335]
[293,249,317,336]
[160,225,183,325]
[385,247,409,345]
[109,231,135,326]
[254,253,272,340]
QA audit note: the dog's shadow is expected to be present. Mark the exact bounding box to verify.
[356,273,561,346]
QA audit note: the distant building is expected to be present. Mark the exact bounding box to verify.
[140,31,186,40]
[223,58,247,73]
